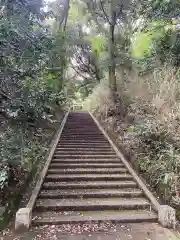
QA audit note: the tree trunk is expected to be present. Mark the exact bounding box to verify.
[108,3,117,93]
[56,0,70,90]
[119,66,125,85]
[63,0,70,31]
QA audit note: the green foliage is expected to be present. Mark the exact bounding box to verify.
[137,122,180,202]
[139,0,180,21]
[7,75,66,124]
[0,165,9,191]
[0,125,51,194]
[0,0,69,124]
[132,0,180,71]
[0,127,46,167]
[0,128,22,167]
[85,35,106,56]
[132,24,165,59]
[0,0,68,209]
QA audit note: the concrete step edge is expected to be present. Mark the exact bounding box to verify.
[32,211,157,225]
[39,190,143,199]
[42,181,137,190]
[47,169,128,174]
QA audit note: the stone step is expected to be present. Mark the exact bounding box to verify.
[56,146,113,149]
[59,141,110,144]
[57,145,112,149]
[55,148,114,152]
[35,198,150,211]
[42,181,137,190]
[62,130,101,132]
[49,163,125,169]
[53,153,116,156]
[58,141,109,144]
[39,189,143,199]
[54,151,115,155]
[60,137,106,140]
[32,210,157,225]
[52,154,117,159]
[45,174,133,182]
[62,131,102,134]
[65,123,94,125]
[61,134,104,137]
[60,132,105,135]
[47,168,128,174]
[51,159,121,164]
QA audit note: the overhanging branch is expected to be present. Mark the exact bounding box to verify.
[99,0,111,25]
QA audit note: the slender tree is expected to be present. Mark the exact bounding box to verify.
[83,0,131,93]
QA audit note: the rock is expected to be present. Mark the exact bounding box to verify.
[158,205,176,228]
[15,208,32,231]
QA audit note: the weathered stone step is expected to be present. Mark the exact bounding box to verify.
[63,126,100,128]
[54,152,115,156]
[60,139,108,142]
[59,140,109,144]
[55,148,114,152]
[60,140,107,142]
[49,163,125,169]
[62,131,102,134]
[60,136,106,139]
[57,145,112,148]
[57,145,111,149]
[63,131,101,134]
[66,119,94,121]
[60,136,105,140]
[51,159,121,164]
[43,181,137,190]
[32,210,157,225]
[39,189,143,199]
[61,134,104,136]
[65,124,96,126]
[64,124,98,127]
[35,198,150,211]
[52,154,117,159]
[54,151,115,155]
[47,168,128,174]
[58,141,109,144]
[45,174,133,182]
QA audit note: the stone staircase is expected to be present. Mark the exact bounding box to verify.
[32,112,158,225]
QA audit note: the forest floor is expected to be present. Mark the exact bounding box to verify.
[0,222,179,240]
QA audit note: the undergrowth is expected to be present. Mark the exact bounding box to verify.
[84,67,180,215]
[0,122,57,205]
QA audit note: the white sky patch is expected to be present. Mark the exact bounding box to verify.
[43,0,56,12]
[44,0,56,3]
[82,25,91,34]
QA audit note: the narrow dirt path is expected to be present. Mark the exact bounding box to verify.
[0,223,179,240]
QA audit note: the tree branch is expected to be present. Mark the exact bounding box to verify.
[99,0,111,25]
[70,62,91,81]
[116,4,124,21]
